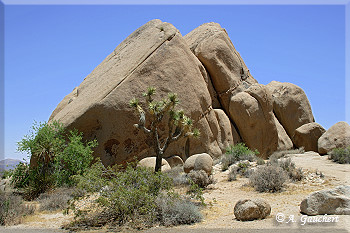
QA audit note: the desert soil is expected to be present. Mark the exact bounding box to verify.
[1,152,349,233]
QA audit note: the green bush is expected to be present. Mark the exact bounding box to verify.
[329,146,350,164]
[221,143,258,171]
[249,165,288,192]
[228,161,252,181]
[67,160,203,230]
[13,121,97,200]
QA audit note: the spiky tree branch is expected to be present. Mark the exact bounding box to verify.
[130,87,200,172]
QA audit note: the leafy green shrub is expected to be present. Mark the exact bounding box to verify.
[329,146,350,164]
[14,121,97,200]
[249,165,288,192]
[0,192,35,225]
[10,162,29,189]
[53,130,97,187]
[67,160,203,230]
[269,147,305,162]
[187,170,215,189]
[221,143,258,171]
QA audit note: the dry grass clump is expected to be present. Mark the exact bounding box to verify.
[38,187,76,212]
[249,165,288,192]
[269,147,305,161]
[0,191,35,225]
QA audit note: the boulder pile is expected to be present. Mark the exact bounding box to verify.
[49,19,349,167]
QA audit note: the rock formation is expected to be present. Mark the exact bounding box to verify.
[293,123,326,152]
[300,186,350,215]
[318,121,350,154]
[49,19,329,166]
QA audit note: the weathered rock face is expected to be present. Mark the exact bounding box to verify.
[184,22,257,112]
[49,20,320,166]
[234,198,271,221]
[266,81,315,144]
[318,121,350,155]
[229,84,278,159]
[294,123,326,152]
[300,186,350,215]
[214,109,241,152]
[49,20,227,166]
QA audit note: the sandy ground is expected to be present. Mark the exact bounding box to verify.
[1,152,349,233]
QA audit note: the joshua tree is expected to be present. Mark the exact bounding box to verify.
[130,87,200,172]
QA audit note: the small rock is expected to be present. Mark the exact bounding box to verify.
[234,198,271,221]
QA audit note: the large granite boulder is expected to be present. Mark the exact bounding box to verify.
[214,109,241,151]
[266,81,314,144]
[138,157,171,172]
[234,198,271,221]
[184,22,257,112]
[228,84,279,159]
[49,20,229,167]
[184,153,213,175]
[294,122,326,152]
[318,121,350,155]
[300,186,350,215]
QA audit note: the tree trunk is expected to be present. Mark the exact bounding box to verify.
[155,150,163,172]
[185,138,190,160]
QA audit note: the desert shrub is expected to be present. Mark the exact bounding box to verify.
[10,162,29,189]
[156,195,202,226]
[228,161,252,181]
[221,143,258,171]
[1,169,13,179]
[187,170,215,189]
[275,158,303,181]
[269,147,305,161]
[14,121,97,200]
[257,157,265,165]
[164,165,188,186]
[67,160,204,230]
[0,192,35,226]
[38,187,76,212]
[329,146,350,164]
[249,165,288,192]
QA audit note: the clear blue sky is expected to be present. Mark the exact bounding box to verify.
[3,4,347,160]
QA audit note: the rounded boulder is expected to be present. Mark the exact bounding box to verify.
[138,157,171,172]
[184,153,213,175]
[234,198,271,221]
